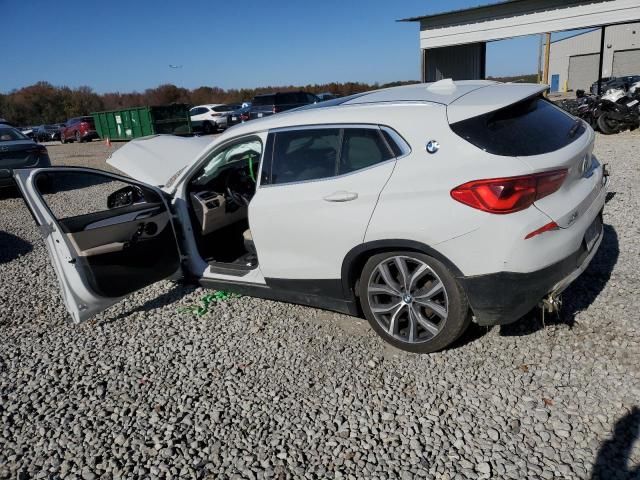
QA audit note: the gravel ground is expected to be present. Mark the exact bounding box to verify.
[1,135,639,479]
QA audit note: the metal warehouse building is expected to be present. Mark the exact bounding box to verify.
[548,22,640,92]
[401,0,640,92]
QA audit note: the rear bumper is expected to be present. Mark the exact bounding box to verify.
[459,212,604,326]
[83,130,99,140]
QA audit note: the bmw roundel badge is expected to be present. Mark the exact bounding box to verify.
[426,140,440,154]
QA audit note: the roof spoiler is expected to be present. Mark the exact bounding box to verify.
[447,83,549,123]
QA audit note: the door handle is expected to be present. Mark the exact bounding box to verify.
[323,191,358,202]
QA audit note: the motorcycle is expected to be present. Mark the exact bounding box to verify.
[596,82,640,135]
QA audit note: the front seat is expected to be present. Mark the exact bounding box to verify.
[243,229,256,254]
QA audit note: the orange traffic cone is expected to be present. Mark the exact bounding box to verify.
[105,137,111,147]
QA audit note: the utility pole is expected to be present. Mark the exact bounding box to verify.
[537,34,543,83]
[597,26,606,95]
[543,32,551,85]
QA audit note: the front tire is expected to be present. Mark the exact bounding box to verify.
[75,131,82,143]
[597,113,620,135]
[202,121,213,135]
[359,251,470,354]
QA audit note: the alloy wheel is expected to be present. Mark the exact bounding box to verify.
[367,255,448,344]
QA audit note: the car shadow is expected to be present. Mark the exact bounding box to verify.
[591,406,640,480]
[102,283,198,324]
[0,231,33,264]
[499,223,619,336]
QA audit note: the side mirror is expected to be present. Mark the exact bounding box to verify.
[107,185,144,209]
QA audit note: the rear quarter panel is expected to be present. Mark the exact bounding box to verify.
[364,104,544,276]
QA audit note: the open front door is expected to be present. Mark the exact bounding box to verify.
[14,167,182,322]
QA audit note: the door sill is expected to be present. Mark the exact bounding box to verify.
[208,254,258,277]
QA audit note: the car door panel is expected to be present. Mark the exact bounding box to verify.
[250,162,396,281]
[13,167,181,322]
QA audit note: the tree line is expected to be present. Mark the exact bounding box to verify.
[0,81,417,126]
[0,75,536,127]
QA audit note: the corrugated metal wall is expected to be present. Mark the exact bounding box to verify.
[549,22,640,91]
[568,54,600,91]
[612,48,640,75]
[423,43,486,82]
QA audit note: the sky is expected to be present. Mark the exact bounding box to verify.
[2,0,570,94]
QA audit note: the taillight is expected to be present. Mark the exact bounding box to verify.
[211,113,220,117]
[450,169,568,214]
[240,113,249,121]
[272,106,279,114]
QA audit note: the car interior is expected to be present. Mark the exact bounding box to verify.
[185,139,262,275]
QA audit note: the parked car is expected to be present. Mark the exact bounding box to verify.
[20,126,37,140]
[248,91,318,120]
[316,92,340,102]
[14,80,607,353]
[0,124,50,190]
[33,124,62,142]
[190,104,241,134]
[60,116,98,143]
[225,105,251,128]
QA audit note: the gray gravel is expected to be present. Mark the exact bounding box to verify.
[1,136,639,479]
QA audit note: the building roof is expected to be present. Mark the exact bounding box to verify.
[399,0,640,49]
[398,0,521,22]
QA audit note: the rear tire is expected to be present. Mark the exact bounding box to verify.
[358,251,470,354]
[60,133,66,144]
[202,121,213,135]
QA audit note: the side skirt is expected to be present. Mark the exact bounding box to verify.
[197,277,360,316]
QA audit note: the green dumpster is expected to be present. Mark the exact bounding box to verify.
[92,104,192,141]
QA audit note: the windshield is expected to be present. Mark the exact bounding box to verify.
[193,139,262,186]
[0,127,28,141]
[450,96,586,157]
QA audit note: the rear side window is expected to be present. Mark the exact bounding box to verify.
[450,96,585,156]
[265,127,396,185]
[338,129,393,175]
[270,129,340,184]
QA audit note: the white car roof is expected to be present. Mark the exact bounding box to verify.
[224,80,548,137]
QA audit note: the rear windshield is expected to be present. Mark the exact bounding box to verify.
[0,127,27,141]
[450,96,586,157]
[252,95,276,106]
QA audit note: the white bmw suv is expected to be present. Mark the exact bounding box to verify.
[15,80,608,353]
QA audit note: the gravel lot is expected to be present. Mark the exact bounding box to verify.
[1,135,639,480]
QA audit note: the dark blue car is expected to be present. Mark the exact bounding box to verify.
[0,124,51,189]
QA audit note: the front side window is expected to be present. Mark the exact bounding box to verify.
[270,129,340,185]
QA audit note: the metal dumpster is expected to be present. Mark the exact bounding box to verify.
[92,104,192,141]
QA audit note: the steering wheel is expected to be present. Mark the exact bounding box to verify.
[225,167,255,207]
